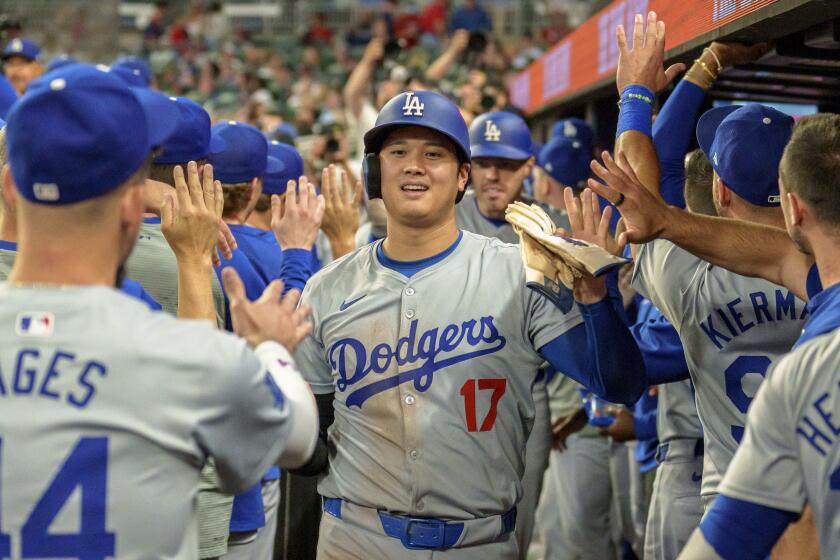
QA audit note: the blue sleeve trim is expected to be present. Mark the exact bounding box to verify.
[539,299,646,406]
[699,495,798,560]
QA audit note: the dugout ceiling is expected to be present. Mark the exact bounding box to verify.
[514,0,840,119]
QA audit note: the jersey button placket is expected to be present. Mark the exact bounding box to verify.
[399,282,420,509]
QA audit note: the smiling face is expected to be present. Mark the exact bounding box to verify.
[471,156,532,219]
[378,125,469,229]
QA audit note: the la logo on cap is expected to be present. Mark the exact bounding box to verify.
[484,120,501,142]
[564,121,577,137]
[402,92,424,117]
[10,39,22,52]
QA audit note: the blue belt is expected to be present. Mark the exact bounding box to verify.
[323,498,516,550]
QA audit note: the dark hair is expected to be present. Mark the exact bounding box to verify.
[683,149,716,217]
[254,193,271,213]
[222,182,252,216]
[780,113,840,227]
[149,159,208,186]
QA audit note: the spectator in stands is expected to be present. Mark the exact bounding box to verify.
[305,12,334,43]
[449,0,493,33]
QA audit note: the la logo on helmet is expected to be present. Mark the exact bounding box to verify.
[484,120,501,142]
[402,92,425,116]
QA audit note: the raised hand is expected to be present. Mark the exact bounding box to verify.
[709,41,770,68]
[271,176,326,251]
[161,161,221,265]
[320,164,362,259]
[616,11,685,94]
[586,150,671,246]
[221,268,312,351]
[563,187,622,255]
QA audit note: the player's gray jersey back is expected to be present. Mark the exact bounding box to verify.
[633,239,807,498]
[126,218,226,325]
[294,231,582,519]
[719,329,840,553]
[0,284,292,559]
[455,191,570,244]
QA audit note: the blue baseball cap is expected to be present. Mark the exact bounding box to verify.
[209,121,281,183]
[538,138,590,189]
[551,117,594,148]
[268,122,299,142]
[263,141,305,195]
[469,111,532,161]
[46,55,77,73]
[6,64,179,205]
[696,104,794,207]
[157,97,226,164]
[2,38,40,62]
[111,57,152,87]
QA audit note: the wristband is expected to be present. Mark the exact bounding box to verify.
[616,85,654,138]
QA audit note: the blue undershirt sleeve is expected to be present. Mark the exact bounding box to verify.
[279,248,314,293]
[653,80,707,208]
[630,315,691,384]
[539,299,646,406]
[699,495,799,560]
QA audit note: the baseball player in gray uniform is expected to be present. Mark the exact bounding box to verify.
[675,114,840,560]
[593,12,807,509]
[291,90,645,559]
[0,63,318,559]
[454,110,569,558]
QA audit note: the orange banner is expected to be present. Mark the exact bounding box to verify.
[511,0,779,114]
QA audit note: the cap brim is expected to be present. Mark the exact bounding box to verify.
[696,106,740,158]
[131,87,180,149]
[209,134,226,155]
[470,143,532,161]
[265,155,285,175]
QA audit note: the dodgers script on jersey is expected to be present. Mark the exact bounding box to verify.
[455,192,571,245]
[294,231,582,519]
[633,240,807,500]
[0,285,293,559]
[719,329,840,552]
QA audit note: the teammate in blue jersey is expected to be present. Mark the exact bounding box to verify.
[233,140,324,290]
[0,62,318,559]
[208,120,322,559]
[290,89,645,559]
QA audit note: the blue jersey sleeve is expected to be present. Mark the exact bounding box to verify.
[280,248,314,293]
[630,313,690,384]
[699,495,798,559]
[539,299,646,406]
[652,80,707,208]
[806,263,822,300]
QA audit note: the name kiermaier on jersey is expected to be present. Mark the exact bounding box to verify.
[328,316,506,407]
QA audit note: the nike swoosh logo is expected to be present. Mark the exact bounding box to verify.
[691,472,702,482]
[339,294,367,311]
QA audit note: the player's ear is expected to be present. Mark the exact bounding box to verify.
[713,174,731,208]
[458,162,470,192]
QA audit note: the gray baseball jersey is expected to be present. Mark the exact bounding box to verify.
[657,379,701,443]
[0,284,293,559]
[719,328,840,552]
[0,246,13,280]
[294,231,583,519]
[633,240,807,499]
[455,191,571,245]
[125,217,226,325]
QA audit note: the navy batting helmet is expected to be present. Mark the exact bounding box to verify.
[469,111,532,161]
[363,90,470,203]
